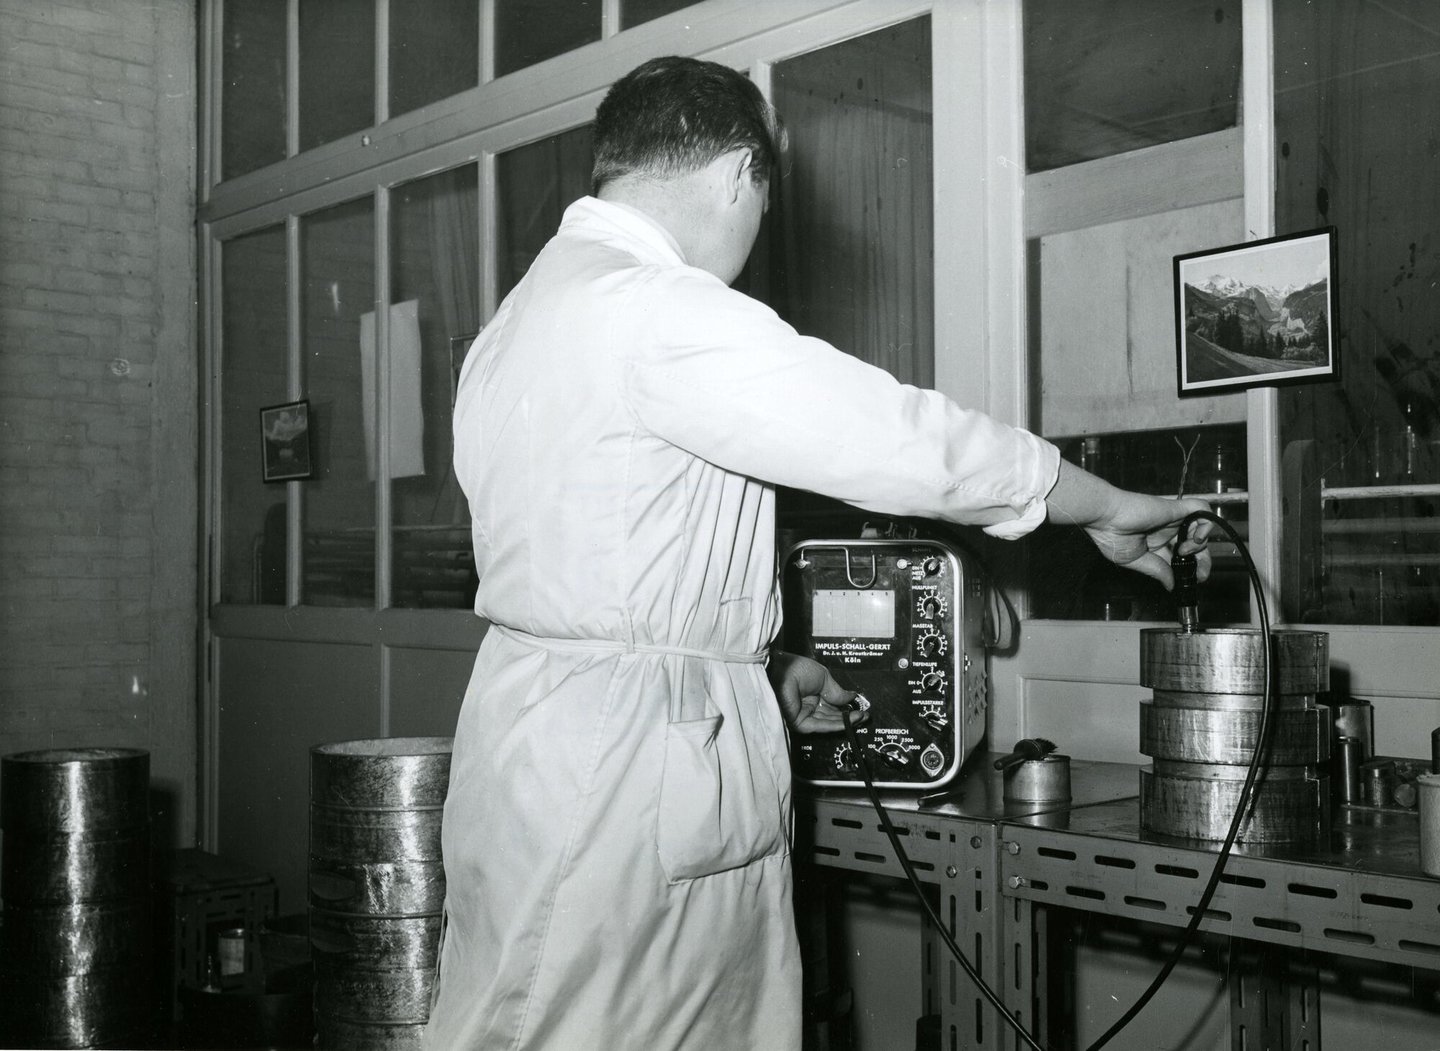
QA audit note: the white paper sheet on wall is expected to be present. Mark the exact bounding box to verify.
[359,299,425,480]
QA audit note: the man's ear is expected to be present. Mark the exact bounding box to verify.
[721,147,755,204]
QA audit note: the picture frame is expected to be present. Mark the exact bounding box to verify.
[260,399,314,482]
[1174,227,1339,396]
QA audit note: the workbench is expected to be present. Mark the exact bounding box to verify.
[796,753,1440,1050]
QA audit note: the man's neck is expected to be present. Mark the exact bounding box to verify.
[599,174,718,276]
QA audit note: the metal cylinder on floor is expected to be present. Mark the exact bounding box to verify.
[1138,629,1330,843]
[0,747,152,1049]
[309,737,451,1051]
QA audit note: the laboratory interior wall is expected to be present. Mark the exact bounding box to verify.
[0,0,200,851]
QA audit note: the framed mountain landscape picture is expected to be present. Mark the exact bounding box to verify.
[1174,228,1338,396]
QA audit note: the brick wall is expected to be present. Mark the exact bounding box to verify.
[0,0,198,847]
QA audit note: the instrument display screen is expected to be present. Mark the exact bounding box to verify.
[812,588,895,638]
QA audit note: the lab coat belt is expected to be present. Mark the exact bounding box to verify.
[493,624,767,664]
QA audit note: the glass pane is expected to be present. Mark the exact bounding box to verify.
[301,197,376,605]
[221,0,287,180]
[1023,0,1241,172]
[220,226,289,604]
[1275,0,1440,625]
[495,125,594,300]
[768,17,934,388]
[620,0,704,30]
[390,165,480,608]
[390,0,478,119]
[494,0,600,79]
[299,0,376,152]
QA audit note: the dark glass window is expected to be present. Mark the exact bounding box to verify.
[1023,0,1241,172]
[621,0,704,30]
[220,226,289,603]
[390,0,479,119]
[299,0,376,151]
[221,0,287,179]
[1275,0,1440,624]
[768,17,934,388]
[300,197,377,606]
[494,0,601,78]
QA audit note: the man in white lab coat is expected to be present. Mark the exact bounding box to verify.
[424,56,1210,1050]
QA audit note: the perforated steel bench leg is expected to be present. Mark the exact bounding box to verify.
[1230,942,1321,1051]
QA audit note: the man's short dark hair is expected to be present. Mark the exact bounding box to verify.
[592,56,785,193]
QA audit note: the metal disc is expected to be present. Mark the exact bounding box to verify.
[310,738,452,810]
[314,960,434,1023]
[309,859,446,916]
[1139,702,1331,766]
[2,827,150,904]
[1139,765,1329,842]
[0,967,151,1049]
[310,805,443,863]
[1,748,150,834]
[309,912,440,972]
[315,1018,428,1051]
[1,900,151,976]
[1139,629,1329,695]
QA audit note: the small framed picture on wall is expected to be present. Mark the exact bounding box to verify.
[1174,227,1339,396]
[260,399,313,482]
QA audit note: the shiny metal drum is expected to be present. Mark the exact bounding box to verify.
[0,747,152,1048]
[310,737,451,1051]
[1138,629,1330,843]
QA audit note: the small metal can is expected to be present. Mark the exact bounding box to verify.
[1360,759,1396,808]
[1003,754,1071,805]
[1334,701,1374,761]
[217,927,247,977]
[1335,735,1362,804]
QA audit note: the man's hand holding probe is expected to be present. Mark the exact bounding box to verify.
[1045,459,1215,588]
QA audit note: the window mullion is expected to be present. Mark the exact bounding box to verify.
[376,0,390,126]
[1242,0,1281,621]
[286,214,303,607]
[375,185,393,610]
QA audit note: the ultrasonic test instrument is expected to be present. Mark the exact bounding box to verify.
[781,535,986,790]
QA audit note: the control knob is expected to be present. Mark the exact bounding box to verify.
[917,594,947,619]
[916,630,947,659]
[872,742,910,768]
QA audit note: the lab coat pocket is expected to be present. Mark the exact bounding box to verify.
[656,712,784,883]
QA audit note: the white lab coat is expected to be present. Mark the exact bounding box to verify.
[424,198,1059,1050]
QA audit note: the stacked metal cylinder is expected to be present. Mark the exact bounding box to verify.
[309,737,451,1050]
[0,747,152,1048]
[1139,628,1330,843]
